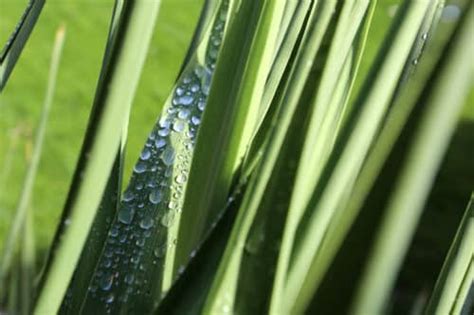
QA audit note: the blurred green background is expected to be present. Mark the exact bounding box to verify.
[0,0,204,251]
[0,2,472,307]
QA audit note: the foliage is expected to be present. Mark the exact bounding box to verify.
[0,0,473,314]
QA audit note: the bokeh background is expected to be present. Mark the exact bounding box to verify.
[0,0,473,311]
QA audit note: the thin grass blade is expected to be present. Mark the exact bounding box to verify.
[425,194,473,315]
[0,25,65,298]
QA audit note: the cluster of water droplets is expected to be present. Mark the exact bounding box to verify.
[78,2,229,312]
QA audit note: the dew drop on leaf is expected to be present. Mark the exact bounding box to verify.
[118,207,135,225]
[139,217,154,230]
[148,189,162,204]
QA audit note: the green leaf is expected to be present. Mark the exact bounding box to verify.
[33,1,160,313]
[351,3,474,312]
[425,194,474,315]
[198,1,287,313]
[276,1,434,313]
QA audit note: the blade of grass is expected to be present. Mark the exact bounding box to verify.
[249,0,312,153]
[456,259,473,314]
[20,205,35,315]
[0,25,65,298]
[425,194,474,315]
[288,0,370,230]
[0,0,45,92]
[351,5,474,312]
[199,1,286,313]
[33,1,160,313]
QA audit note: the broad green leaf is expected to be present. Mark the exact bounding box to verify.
[0,0,45,92]
[33,2,160,314]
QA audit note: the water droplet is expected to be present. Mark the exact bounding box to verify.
[99,272,114,291]
[175,173,187,184]
[158,128,170,137]
[159,117,171,129]
[161,147,175,166]
[168,201,178,210]
[412,59,419,65]
[190,84,200,93]
[149,190,162,204]
[153,245,166,259]
[194,66,205,78]
[209,48,218,59]
[197,100,205,111]
[106,293,115,303]
[123,190,134,202]
[191,116,201,125]
[161,211,175,227]
[104,259,112,268]
[173,120,186,133]
[178,109,190,119]
[124,274,134,285]
[109,226,119,237]
[131,255,140,264]
[134,161,147,173]
[140,148,151,160]
[421,33,428,40]
[183,75,192,84]
[139,217,154,230]
[118,207,135,225]
[136,238,145,247]
[155,138,166,149]
[178,95,194,105]
[176,87,185,96]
